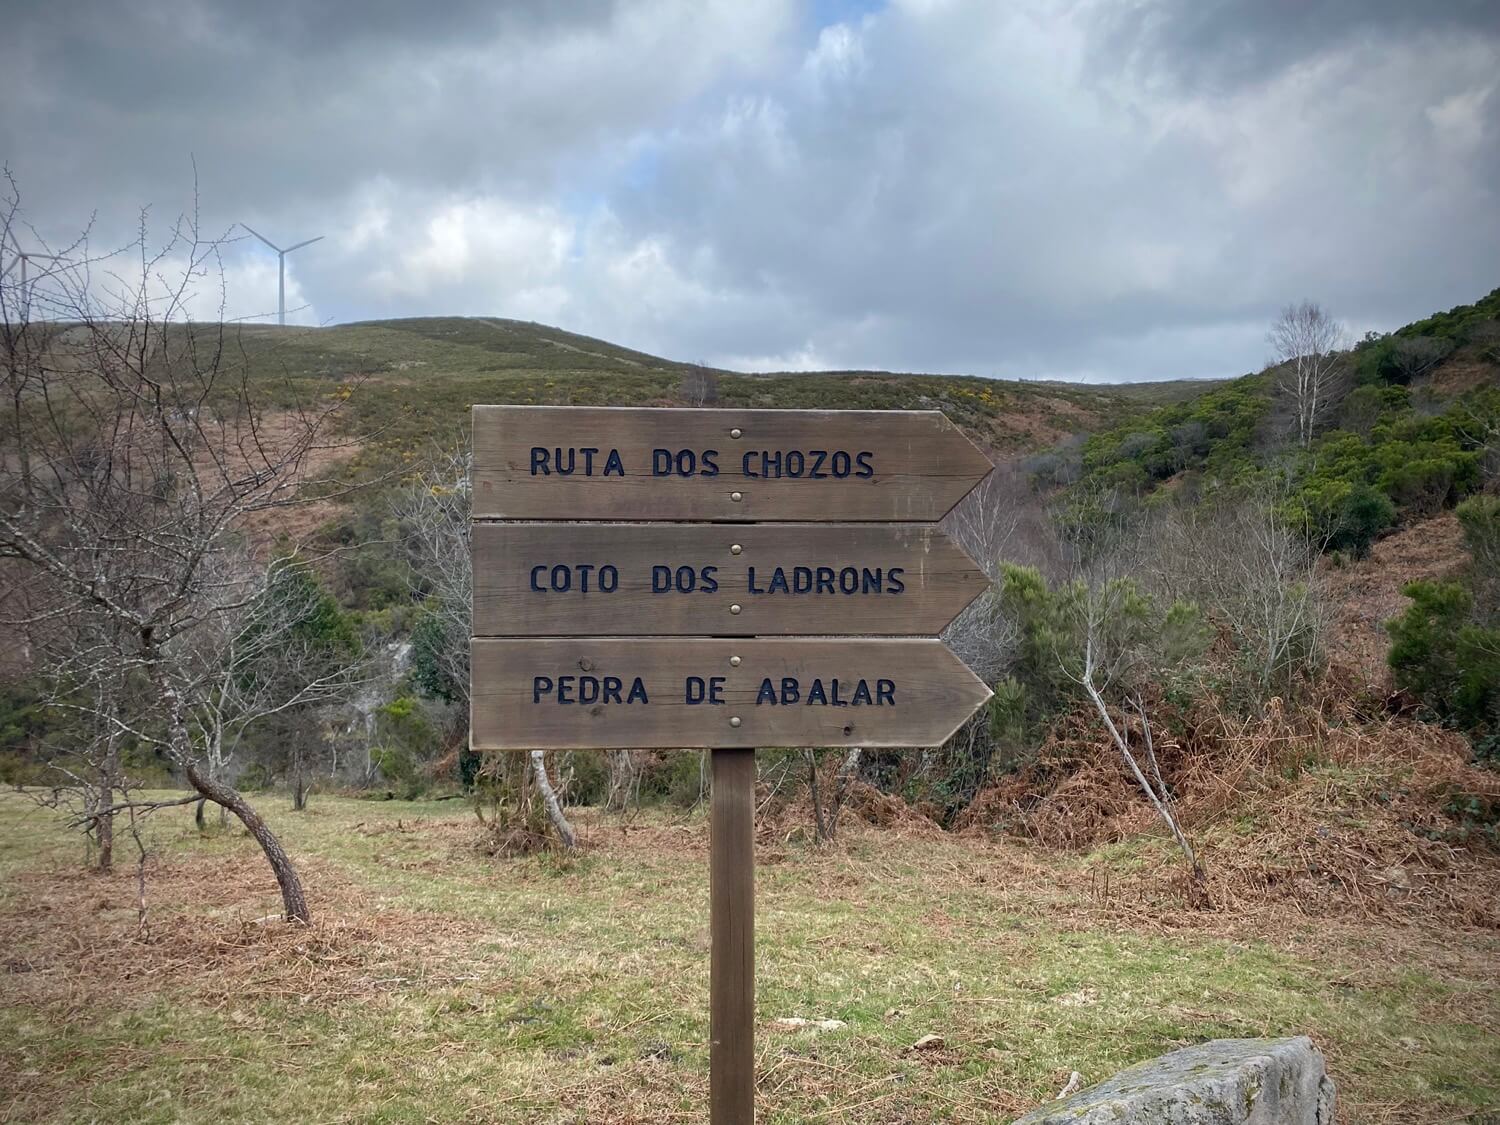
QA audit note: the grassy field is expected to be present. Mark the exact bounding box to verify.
[1,789,1495,1124]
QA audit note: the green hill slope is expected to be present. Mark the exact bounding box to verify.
[1064,287,1500,554]
[226,315,1221,468]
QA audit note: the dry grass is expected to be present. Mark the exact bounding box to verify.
[0,785,1496,1123]
[957,695,1500,929]
[1320,512,1467,691]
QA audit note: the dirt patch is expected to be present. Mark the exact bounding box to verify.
[1320,513,1467,690]
[1423,346,1499,396]
[228,409,359,552]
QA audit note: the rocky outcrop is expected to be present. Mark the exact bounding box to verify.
[1013,1037,1335,1124]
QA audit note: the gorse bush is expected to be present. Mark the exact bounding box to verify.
[1388,582,1500,756]
[372,694,440,798]
[1389,494,1500,759]
[995,563,1211,728]
[1069,361,1494,559]
[1078,378,1271,494]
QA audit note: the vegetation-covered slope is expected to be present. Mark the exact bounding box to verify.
[1067,288,1500,556]
[225,315,1218,471]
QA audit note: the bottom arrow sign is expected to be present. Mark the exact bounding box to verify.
[471,637,993,750]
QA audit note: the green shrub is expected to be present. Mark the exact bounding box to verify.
[1439,789,1499,845]
[1388,580,1500,742]
[1456,493,1500,615]
[1379,457,1461,517]
[638,751,707,808]
[372,694,439,798]
[1292,479,1396,558]
[996,563,1210,727]
[410,608,462,704]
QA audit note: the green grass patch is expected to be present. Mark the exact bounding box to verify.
[1,791,1494,1122]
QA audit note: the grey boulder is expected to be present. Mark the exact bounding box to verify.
[1013,1037,1336,1124]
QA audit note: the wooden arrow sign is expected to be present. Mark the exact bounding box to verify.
[470,637,992,750]
[471,406,994,522]
[471,522,989,637]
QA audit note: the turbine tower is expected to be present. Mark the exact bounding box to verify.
[240,224,323,325]
[0,232,62,322]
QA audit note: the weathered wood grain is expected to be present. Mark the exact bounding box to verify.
[471,406,993,522]
[471,522,988,637]
[709,747,755,1124]
[470,637,992,750]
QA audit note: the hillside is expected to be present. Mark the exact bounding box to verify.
[223,315,1220,471]
[4,297,1498,1125]
[1063,288,1500,552]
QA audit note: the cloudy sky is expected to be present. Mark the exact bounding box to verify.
[3,0,1497,381]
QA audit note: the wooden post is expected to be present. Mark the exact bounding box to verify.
[710,747,755,1123]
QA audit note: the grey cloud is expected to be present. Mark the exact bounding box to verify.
[594,3,1499,378]
[1,0,1496,381]
[1,0,788,231]
[1089,0,1500,93]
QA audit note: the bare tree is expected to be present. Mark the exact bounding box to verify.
[1269,300,1346,448]
[1071,577,1203,884]
[183,552,366,826]
[1153,484,1326,703]
[26,639,135,872]
[943,462,1024,684]
[0,176,357,922]
[396,447,577,848]
[678,364,719,406]
[1049,528,1205,885]
[604,749,641,813]
[805,747,863,844]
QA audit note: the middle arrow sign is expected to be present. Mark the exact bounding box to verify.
[472,522,989,637]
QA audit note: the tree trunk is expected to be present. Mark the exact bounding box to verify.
[826,747,862,842]
[806,750,829,842]
[605,749,637,813]
[530,750,576,849]
[185,761,312,923]
[1081,681,1203,883]
[292,747,308,811]
[95,762,112,876]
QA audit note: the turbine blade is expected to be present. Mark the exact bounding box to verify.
[284,235,325,253]
[239,224,282,253]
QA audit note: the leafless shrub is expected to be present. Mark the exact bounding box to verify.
[1150,483,1327,705]
[678,364,719,406]
[1,175,363,922]
[396,446,576,849]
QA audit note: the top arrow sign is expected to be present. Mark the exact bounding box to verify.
[472,406,993,522]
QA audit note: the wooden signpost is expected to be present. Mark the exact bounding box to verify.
[472,522,988,637]
[472,405,994,521]
[470,406,994,1123]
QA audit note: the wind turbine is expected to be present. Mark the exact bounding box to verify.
[0,232,63,322]
[240,224,323,325]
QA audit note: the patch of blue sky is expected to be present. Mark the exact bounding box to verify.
[809,0,884,33]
